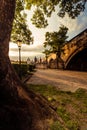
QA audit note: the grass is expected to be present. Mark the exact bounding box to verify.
[27,84,87,130]
[50,121,65,130]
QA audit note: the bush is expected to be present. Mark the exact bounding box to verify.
[12,64,28,78]
[12,63,35,79]
[28,64,35,72]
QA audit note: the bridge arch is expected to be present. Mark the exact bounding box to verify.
[65,47,87,71]
[62,28,87,71]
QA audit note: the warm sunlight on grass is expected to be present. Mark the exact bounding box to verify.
[27,84,87,130]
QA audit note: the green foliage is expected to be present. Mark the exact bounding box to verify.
[43,49,51,63]
[74,88,87,98]
[21,64,28,76]
[16,0,24,14]
[11,0,33,45]
[58,0,86,18]
[11,0,87,41]
[24,0,86,28]
[44,25,68,49]
[28,0,59,28]
[12,64,28,78]
[44,25,68,48]
[43,25,68,63]
[50,121,65,130]
[28,64,35,72]
[31,8,48,28]
[43,49,51,56]
[12,63,35,79]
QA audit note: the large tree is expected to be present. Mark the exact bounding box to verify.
[0,1,54,130]
[44,25,68,68]
[0,0,86,130]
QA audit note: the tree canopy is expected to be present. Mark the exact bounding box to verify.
[11,0,33,45]
[25,0,87,28]
[11,0,87,43]
[43,25,68,68]
[44,25,68,54]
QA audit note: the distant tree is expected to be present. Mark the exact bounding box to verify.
[44,25,68,68]
[43,49,51,66]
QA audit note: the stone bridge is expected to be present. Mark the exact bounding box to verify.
[48,28,87,71]
[62,28,87,71]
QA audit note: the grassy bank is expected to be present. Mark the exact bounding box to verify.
[27,84,87,130]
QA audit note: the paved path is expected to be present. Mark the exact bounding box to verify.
[26,69,87,92]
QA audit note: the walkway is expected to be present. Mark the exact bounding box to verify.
[26,69,87,92]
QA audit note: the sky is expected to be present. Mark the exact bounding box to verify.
[9,4,87,61]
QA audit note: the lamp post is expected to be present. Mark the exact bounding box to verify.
[17,40,22,78]
[17,40,22,65]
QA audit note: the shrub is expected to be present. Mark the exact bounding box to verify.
[12,64,28,78]
[28,64,35,72]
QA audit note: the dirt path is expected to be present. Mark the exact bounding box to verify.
[26,69,87,92]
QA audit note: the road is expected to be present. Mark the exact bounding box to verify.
[26,69,87,92]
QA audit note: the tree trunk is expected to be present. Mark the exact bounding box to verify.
[0,1,59,130]
[56,47,64,69]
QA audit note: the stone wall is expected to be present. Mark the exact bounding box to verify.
[36,63,47,69]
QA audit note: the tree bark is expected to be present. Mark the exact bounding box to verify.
[0,1,59,130]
